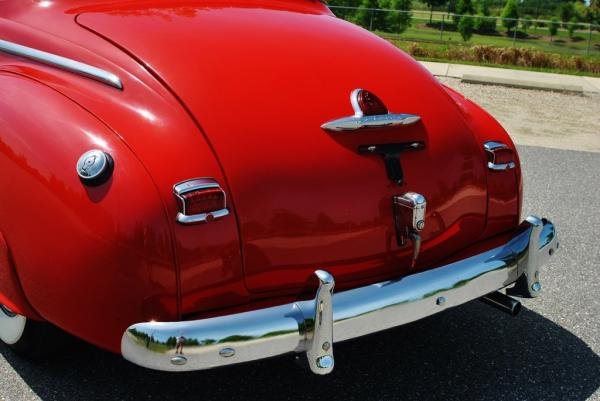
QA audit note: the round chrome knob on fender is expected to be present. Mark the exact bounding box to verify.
[76,149,114,186]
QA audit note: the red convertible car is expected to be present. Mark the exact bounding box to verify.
[0,0,557,374]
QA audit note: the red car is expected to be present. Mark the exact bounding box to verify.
[0,0,557,374]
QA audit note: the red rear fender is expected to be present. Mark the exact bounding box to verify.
[0,73,177,352]
[442,84,522,238]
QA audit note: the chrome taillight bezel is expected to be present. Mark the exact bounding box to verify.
[484,141,516,171]
[173,178,229,225]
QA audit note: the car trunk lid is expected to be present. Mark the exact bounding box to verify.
[78,2,488,295]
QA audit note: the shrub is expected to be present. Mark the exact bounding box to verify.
[381,0,412,33]
[501,0,519,33]
[458,15,475,41]
[401,42,600,74]
[549,18,560,41]
[522,16,533,34]
[567,17,581,39]
[474,14,497,33]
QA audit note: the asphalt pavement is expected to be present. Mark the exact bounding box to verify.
[0,145,599,401]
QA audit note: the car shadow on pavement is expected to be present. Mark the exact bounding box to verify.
[1,301,599,401]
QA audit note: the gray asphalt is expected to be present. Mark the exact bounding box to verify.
[1,145,599,401]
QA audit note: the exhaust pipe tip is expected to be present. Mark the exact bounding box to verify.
[481,291,522,317]
[510,300,522,317]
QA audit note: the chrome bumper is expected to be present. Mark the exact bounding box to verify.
[121,216,557,374]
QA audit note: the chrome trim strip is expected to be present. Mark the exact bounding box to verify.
[173,179,221,197]
[349,88,364,116]
[176,208,229,225]
[173,178,229,225]
[321,113,421,132]
[0,39,123,90]
[483,141,509,151]
[121,216,557,373]
[487,161,516,171]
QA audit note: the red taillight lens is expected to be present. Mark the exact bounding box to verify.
[357,90,388,116]
[181,188,226,215]
[486,147,514,165]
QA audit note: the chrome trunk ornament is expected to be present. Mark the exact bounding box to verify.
[393,193,426,267]
[321,89,421,132]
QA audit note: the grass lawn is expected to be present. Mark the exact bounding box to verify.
[387,19,600,57]
[330,7,600,75]
[330,8,600,57]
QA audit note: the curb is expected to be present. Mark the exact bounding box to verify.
[460,74,584,94]
[419,61,600,95]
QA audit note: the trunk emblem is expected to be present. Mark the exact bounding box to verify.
[321,89,421,132]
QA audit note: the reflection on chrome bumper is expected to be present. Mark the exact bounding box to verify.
[121,216,557,374]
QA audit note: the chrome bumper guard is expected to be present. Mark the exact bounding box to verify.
[121,216,557,374]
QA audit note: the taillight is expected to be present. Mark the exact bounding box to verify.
[484,141,516,171]
[173,179,229,224]
[351,89,388,116]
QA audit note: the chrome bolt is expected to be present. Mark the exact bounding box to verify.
[531,282,542,292]
[316,355,334,369]
[367,146,377,153]
[322,342,331,351]
[436,296,446,306]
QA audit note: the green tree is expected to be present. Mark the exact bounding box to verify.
[355,0,380,30]
[423,0,447,23]
[549,17,560,41]
[458,14,475,40]
[473,0,496,33]
[591,0,600,22]
[380,0,412,32]
[501,0,520,34]
[354,0,412,33]
[584,0,600,24]
[522,16,533,34]
[454,0,474,25]
[559,2,576,26]
[456,0,475,14]
[447,0,457,13]
[567,16,580,38]
[476,0,491,16]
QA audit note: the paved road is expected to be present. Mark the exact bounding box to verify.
[1,145,599,401]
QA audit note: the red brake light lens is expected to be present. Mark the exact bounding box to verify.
[181,188,226,215]
[486,147,514,165]
[357,90,388,116]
